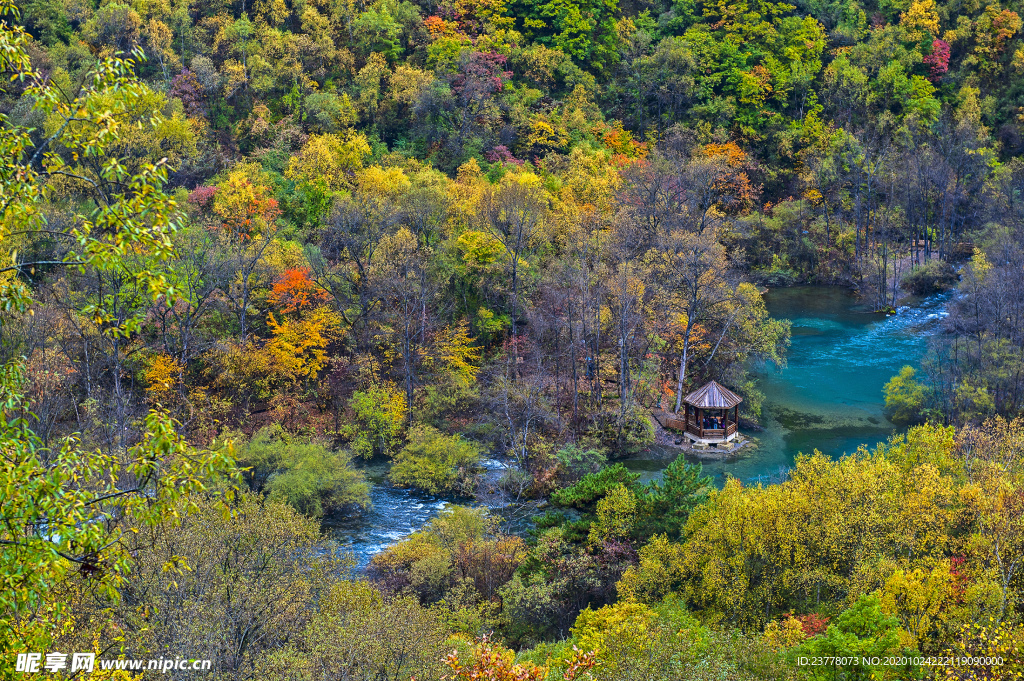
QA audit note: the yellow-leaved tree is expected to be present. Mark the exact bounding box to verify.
[285,131,372,227]
[143,352,184,403]
[286,131,371,192]
[675,436,978,631]
[265,307,344,384]
[421,320,482,421]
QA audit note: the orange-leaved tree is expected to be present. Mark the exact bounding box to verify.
[444,635,597,681]
[268,267,329,314]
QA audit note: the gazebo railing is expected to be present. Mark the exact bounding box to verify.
[660,410,739,440]
[684,418,737,439]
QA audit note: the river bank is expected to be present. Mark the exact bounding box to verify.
[326,285,951,566]
[625,285,950,487]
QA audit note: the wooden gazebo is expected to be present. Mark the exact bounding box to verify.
[680,380,742,443]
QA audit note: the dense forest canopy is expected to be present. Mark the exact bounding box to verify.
[1,0,1024,672]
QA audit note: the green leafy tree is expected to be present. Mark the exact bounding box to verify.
[352,4,407,62]
[793,595,920,680]
[551,463,641,513]
[640,457,711,540]
[527,0,621,72]
[345,383,407,459]
[390,425,483,495]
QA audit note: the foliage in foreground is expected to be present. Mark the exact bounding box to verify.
[0,3,238,668]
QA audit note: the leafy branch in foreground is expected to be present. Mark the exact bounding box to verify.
[0,0,182,331]
[0,361,237,670]
[0,0,237,670]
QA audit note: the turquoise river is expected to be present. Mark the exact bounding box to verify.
[628,285,951,486]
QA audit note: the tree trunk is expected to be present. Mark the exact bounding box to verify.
[674,325,692,413]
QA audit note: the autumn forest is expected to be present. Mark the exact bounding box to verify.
[1,0,1023,674]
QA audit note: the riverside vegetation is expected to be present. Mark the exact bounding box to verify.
[1,0,1024,674]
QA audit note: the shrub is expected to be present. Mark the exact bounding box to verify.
[117,493,343,673]
[900,260,957,296]
[883,366,930,425]
[389,425,483,495]
[618,404,656,450]
[445,635,596,681]
[518,593,792,681]
[368,532,448,594]
[497,466,535,499]
[267,448,371,518]
[369,507,525,608]
[237,425,370,517]
[763,616,810,651]
[254,581,451,681]
[569,601,655,674]
[344,382,406,459]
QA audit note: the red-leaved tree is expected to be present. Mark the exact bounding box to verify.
[923,39,950,82]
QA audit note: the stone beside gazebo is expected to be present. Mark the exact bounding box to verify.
[658,380,742,444]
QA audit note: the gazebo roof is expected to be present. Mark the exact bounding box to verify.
[683,380,743,409]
